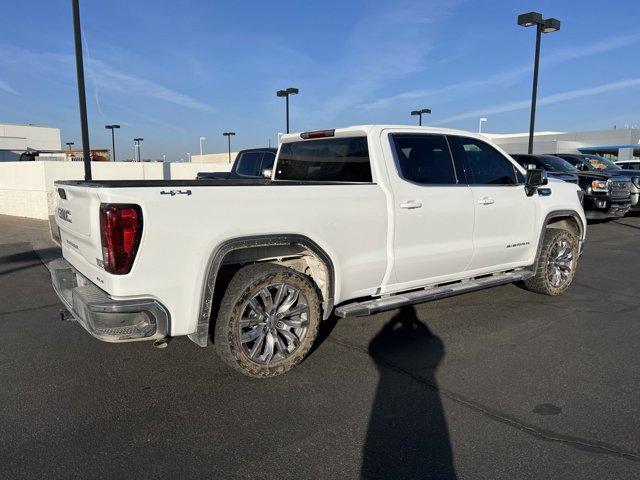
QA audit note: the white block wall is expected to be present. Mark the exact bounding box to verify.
[0,161,232,220]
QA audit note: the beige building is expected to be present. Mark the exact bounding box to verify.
[190,152,239,164]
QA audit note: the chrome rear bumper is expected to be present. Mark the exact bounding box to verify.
[49,258,169,343]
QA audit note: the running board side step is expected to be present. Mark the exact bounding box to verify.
[335,270,531,318]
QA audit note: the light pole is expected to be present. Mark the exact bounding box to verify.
[222,132,236,163]
[199,137,206,156]
[71,0,91,180]
[162,154,166,162]
[105,124,120,161]
[276,87,299,133]
[478,117,487,133]
[187,152,191,162]
[518,11,561,154]
[411,108,431,126]
[134,138,143,162]
[66,142,75,151]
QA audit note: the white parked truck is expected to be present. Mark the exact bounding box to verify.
[51,126,586,377]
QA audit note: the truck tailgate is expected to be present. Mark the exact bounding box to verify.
[55,183,104,275]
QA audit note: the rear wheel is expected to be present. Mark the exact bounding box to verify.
[214,263,321,377]
[523,228,579,296]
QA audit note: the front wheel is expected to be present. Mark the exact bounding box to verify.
[523,228,579,296]
[214,263,321,377]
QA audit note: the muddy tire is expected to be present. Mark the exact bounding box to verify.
[214,263,321,378]
[523,228,579,296]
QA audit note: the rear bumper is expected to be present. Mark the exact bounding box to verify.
[49,258,169,343]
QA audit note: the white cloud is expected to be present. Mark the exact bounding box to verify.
[0,79,18,95]
[432,78,640,125]
[362,33,640,110]
[0,43,213,113]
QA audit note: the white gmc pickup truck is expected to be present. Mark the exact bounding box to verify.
[51,125,586,377]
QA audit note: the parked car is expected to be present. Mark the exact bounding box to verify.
[196,148,277,180]
[555,154,640,212]
[511,154,631,219]
[50,126,586,377]
[615,159,640,171]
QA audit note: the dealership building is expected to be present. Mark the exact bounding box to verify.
[485,128,640,160]
[0,123,62,161]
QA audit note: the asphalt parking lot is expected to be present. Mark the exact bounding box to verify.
[1,214,639,479]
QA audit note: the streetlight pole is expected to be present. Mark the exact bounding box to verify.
[276,87,299,133]
[478,117,487,133]
[134,138,143,162]
[105,124,120,161]
[199,137,206,156]
[66,142,75,151]
[518,12,561,154]
[71,0,91,180]
[411,108,431,126]
[223,132,236,163]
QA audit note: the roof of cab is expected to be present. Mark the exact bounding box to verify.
[279,125,491,143]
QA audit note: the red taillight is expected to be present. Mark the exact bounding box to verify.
[100,203,143,274]
[300,129,335,139]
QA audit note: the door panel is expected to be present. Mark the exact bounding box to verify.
[448,136,537,270]
[384,132,475,289]
[469,185,536,269]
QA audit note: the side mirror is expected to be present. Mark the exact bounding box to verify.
[262,168,273,179]
[525,169,548,196]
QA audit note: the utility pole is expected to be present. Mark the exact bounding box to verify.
[71,0,91,179]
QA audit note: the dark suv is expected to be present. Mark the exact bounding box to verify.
[555,154,640,212]
[197,148,277,180]
[511,154,631,220]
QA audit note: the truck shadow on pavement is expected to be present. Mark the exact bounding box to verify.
[361,306,457,479]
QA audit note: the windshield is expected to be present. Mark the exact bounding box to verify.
[584,155,620,171]
[539,156,578,173]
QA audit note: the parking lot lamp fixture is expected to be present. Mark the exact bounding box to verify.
[105,125,120,162]
[518,11,561,154]
[134,138,143,162]
[411,108,431,126]
[223,132,236,163]
[276,87,299,133]
[478,117,487,133]
[66,142,75,151]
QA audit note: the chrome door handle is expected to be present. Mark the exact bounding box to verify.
[477,197,495,205]
[400,200,422,209]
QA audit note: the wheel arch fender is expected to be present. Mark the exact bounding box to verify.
[189,234,336,347]
[529,209,584,274]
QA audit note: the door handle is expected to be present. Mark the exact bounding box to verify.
[400,200,422,209]
[477,197,495,205]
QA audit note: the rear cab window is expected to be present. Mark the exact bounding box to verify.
[275,137,372,182]
[391,134,458,185]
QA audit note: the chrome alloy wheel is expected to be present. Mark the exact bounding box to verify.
[546,239,575,288]
[238,283,310,365]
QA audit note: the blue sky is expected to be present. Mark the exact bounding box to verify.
[1,0,639,160]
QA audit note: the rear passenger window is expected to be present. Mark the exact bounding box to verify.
[276,137,372,182]
[450,137,517,185]
[236,152,263,176]
[392,134,457,185]
[260,152,276,171]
